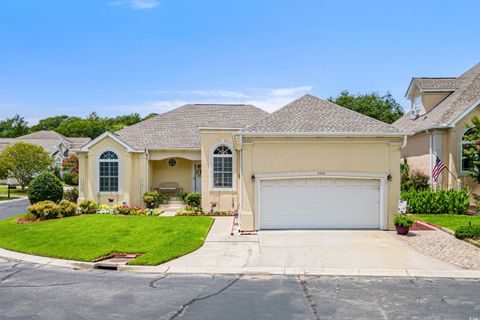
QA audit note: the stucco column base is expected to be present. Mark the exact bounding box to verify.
[239,210,255,231]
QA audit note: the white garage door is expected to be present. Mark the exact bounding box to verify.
[259,177,381,229]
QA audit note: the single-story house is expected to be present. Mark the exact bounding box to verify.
[0,130,91,169]
[393,63,480,193]
[75,94,406,230]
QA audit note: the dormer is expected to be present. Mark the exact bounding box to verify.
[405,77,458,118]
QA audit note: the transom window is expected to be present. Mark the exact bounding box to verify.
[212,145,233,188]
[99,151,119,192]
[461,129,473,172]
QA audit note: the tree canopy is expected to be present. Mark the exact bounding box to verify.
[328,91,404,124]
[0,115,29,138]
[0,142,53,190]
[0,112,158,140]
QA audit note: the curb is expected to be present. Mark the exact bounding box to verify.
[0,197,28,204]
[1,248,480,279]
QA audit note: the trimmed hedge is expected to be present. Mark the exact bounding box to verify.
[28,172,64,204]
[455,224,480,240]
[401,189,470,215]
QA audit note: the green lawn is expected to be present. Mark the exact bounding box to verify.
[0,186,27,197]
[0,196,20,202]
[0,214,213,265]
[414,214,480,232]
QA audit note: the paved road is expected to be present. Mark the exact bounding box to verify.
[0,198,29,220]
[0,258,479,319]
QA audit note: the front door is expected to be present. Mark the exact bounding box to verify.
[193,163,202,192]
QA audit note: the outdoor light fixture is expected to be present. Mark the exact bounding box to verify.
[387,174,392,181]
[251,174,256,181]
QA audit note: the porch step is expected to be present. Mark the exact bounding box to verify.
[167,200,183,205]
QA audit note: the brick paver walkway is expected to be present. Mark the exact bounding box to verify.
[392,230,480,270]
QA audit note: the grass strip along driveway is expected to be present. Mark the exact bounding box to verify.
[0,214,213,265]
[414,214,480,232]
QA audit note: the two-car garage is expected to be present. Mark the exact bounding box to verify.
[258,176,383,230]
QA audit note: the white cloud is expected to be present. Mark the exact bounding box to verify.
[147,85,313,113]
[109,0,160,10]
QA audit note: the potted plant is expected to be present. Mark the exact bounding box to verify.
[393,214,415,235]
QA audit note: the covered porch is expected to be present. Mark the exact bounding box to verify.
[147,150,202,195]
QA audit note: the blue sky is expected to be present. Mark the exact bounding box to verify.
[0,0,479,124]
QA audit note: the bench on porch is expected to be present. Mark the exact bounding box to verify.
[155,182,183,196]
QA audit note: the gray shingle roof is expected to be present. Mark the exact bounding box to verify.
[414,78,459,90]
[393,63,480,133]
[0,131,91,154]
[243,94,404,135]
[115,104,269,149]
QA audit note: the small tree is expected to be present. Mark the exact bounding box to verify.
[0,142,52,190]
[0,160,8,180]
[463,116,480,183]
[62,153,79,174]
[28,172,64,204]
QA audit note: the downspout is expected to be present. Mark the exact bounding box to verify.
[427,130,433,189]
[401,135,408,149]
[238,132,243,229]
[145,149,150,193]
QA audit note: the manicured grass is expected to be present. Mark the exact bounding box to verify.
[0,214,213,265]
[0,186,27,197]
[414,214,480,232]
[0,196,20,202]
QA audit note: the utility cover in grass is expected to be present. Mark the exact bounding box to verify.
[0,215,213,265]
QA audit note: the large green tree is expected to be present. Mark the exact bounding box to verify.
[0,142,52,190]
[463,116,480,183]
[0,115,29,138]
[328,91,404,124]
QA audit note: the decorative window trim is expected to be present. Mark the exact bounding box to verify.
[97,149,121,194]
[168,158,177,167]
[209,143,236,192]
[459,128,473,175]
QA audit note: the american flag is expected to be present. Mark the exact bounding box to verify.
[432,155,446,181]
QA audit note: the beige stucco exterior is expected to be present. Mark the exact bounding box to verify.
[237,136,402,231]
[78,131,402,231]
[400,106,480,194]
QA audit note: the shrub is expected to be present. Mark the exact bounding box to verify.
[393,214,415,228]
[64,188,79,203]
[58,200,77,217]
[178,192,188,203]
[455,223,480,240]
[79,199,99,214]
[401,189,470,215]
[143,191,159,208]
[185,192,201,208]
[63,172,79,186]
[27,200,62,220]
[401,160,429,191]
[28,172,64,204]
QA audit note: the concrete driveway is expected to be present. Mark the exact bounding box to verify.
[161,217,457,274]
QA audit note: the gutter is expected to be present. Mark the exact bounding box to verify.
[240,131,408,138]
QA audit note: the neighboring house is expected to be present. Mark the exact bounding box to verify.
[75,95,405,231]
[0,130,91,171]
[393,63,480,193]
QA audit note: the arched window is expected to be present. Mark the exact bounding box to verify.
[212,145,233,189]
[461,129,473,172]
[99,151,119,192]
